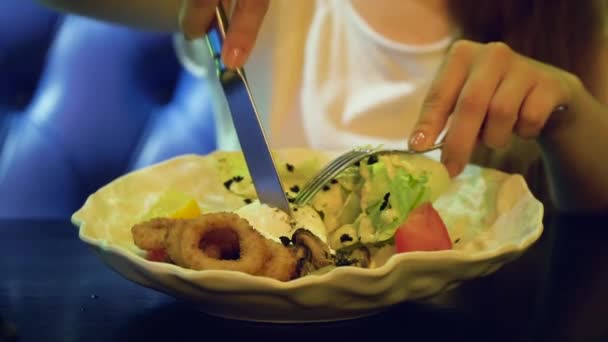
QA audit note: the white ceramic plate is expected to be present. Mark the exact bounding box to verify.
[72,148,544,323]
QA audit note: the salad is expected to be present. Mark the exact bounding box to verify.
[308,153,452,253]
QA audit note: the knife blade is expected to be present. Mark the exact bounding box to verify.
[206,4,292,215]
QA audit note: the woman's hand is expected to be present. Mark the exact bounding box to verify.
[409,39,584,177]
[179,0,269,68]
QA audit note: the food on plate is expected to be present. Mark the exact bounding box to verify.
[140,190,201,220]
[130,151,454,281]
[133,212,303,281]
[394,202,453,252]
[259,238,299,281]
[132,217,174,251]
[172,213,268,274]
[132,211,342,281]
[315,153,450,248]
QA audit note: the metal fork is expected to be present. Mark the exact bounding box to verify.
[292,141,444,205]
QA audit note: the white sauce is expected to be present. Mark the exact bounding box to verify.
[234,201,329,244]
[234,201,293,243]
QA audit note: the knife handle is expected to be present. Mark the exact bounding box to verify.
[207,3,241,82]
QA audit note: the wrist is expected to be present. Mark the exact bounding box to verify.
[536,75,608,212]
[539,72,593,145]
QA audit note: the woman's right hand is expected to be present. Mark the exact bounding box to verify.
[179,0,269,68]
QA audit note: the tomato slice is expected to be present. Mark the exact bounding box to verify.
[394,202,452,253]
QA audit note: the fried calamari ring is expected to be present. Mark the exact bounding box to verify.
[131,213,311,281]
[259,240,298,281]
[131,218,174,250]
[176,212,269,275]
[165,220,187,266]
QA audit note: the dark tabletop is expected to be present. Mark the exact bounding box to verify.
[1,214,607,342]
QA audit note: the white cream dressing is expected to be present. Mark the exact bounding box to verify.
[234,201,329,245]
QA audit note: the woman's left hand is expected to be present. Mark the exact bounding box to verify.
[409,39,584,177]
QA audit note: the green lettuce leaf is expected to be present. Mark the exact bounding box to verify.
[367,166,430,242]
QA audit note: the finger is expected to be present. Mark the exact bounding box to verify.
[222,0,270,68]
[483,66,535,148]
[179,0,220,40]
[410,40,477,150]
[516,77,566,138]
[442,42,511,177]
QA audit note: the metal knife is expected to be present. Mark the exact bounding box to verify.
[206,4,292,215]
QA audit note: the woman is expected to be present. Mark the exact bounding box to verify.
[38,0,608,212]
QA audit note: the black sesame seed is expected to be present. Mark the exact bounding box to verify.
[288,198,295,203]
[354,161,360,167]
[223,179,233,190]
[322,185,331,191]
[232,175,244,182]
[340,234,354,243]
[330,179,338,184]
[379,192,390,211]
[279,236,291,246]
[367,155,379,165]
[286,163,295,172]
[243,198,252,204]
[293,207,298,212]
[290,185,300,193]
[454,238,461,244]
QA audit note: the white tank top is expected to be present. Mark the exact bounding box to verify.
[176,0,452,152]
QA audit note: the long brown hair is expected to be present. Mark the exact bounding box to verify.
[449,0,606,87]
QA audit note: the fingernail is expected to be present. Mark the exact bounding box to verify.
[224,47,243,68]
[409,131,427,149]
[443,160,462,178]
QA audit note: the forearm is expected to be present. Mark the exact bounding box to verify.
[37,0,181,31]
[540,84,608,212]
